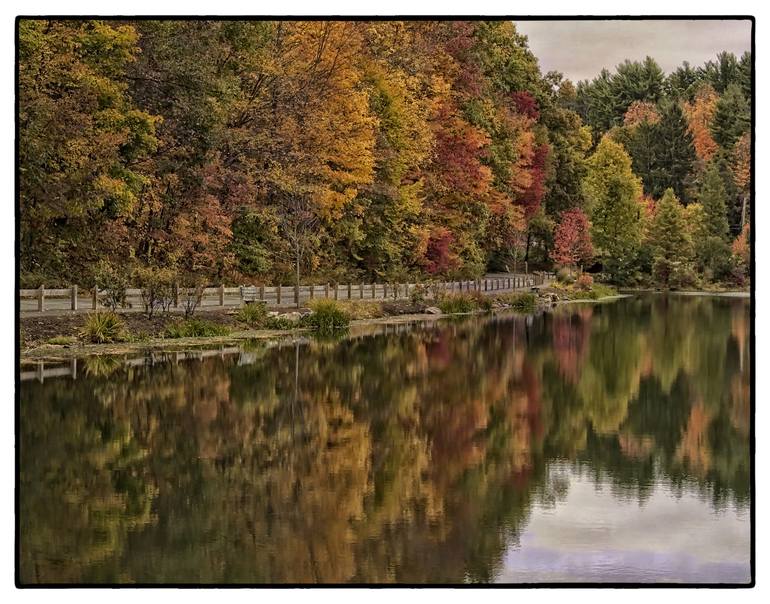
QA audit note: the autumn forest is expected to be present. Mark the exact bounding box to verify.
[19,20,752,289]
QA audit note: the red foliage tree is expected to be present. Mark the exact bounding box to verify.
[424,227,458,274]
[551,208,594,267]
[517,143,549,220]
[511,91,540,120]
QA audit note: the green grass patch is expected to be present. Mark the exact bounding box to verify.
[506,293,537,313]
[437,293,477,314]
[164,318,230,338]
[79,312,129,344]
[300,300,350,332]
[569,283,617,300]
[236,303,269,328]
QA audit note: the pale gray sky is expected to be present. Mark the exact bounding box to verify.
[513,19,752,83]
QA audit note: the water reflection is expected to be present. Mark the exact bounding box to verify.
[19,295,751,584]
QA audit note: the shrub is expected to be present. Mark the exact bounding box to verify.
[469,290,493,312]
[236,303,269,328]
[410,283,429,305]
[133,265,175,318]
[575,273,594,291]
[93,261,129,310]
[301,299,350,332]
[507,293,537,313]
[164,319,230,338]
[178,279,207,318]
[80,312,128,343]
[437,293,476,314]
[556,267,576,285]
[338,301,385,320]
[669,264,699,290]
[265,316,297,330]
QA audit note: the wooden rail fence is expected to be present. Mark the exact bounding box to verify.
[19,273,552,314]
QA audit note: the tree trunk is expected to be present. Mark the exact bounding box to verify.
[295,245,301,309]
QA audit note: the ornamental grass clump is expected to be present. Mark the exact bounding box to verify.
[507,293,537,313]
[301,299,350,332]
[236,303,269,328]
[80,311,129,343]
[437,293,476,314]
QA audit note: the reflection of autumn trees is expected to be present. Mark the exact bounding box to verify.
[20,296,750,583]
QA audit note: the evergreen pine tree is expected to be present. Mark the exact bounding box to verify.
[711,84,750,148]
[651,100,697,202]
[699,163,730,241]
[649,189,692,261]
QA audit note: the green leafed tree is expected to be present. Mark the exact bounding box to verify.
[18,19,159,280]
[582,137,643,282]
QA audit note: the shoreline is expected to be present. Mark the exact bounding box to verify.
[18,291,738,361]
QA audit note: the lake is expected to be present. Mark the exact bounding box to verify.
[18,294,752,585]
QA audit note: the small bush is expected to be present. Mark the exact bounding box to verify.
[438,293,476,314]
[301,300,350,332]
[178,280,207,318]
[236,303,269,328]
[93,261,129,310]
[164,319,230,338]
[133,265,175,318]
[469,290,493,312]
[507,293,537,313]
[80,312,129,343]
[575,273,594,291]
[338,301,385,320]
[265,316,297,330]
[556,267,576,285]
[410,283,429,305]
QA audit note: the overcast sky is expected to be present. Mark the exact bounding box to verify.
[513,20,752,83]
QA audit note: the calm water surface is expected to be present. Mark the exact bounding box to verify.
[19,295,751,584]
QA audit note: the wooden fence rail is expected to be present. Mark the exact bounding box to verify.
[19,273,553,315]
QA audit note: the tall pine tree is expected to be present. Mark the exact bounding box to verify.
[711,84,750,149]
[650,100,697,202]
[699,163,730,241]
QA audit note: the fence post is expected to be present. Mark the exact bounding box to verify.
[359,283,364,299]
[219,284,225,306]
[37,285,44,312]
[277,285,282,305]
[384,283,388,298]
[92,285,98,310]
[310,284,315,300]
[295,282,299,306]
[259,284,265,302]
[347,283,352,299]
[71,285,78,311]
[174,283,180,308]
[371,283,376,299]
[325,283,330,299]
[239,286,244,307]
